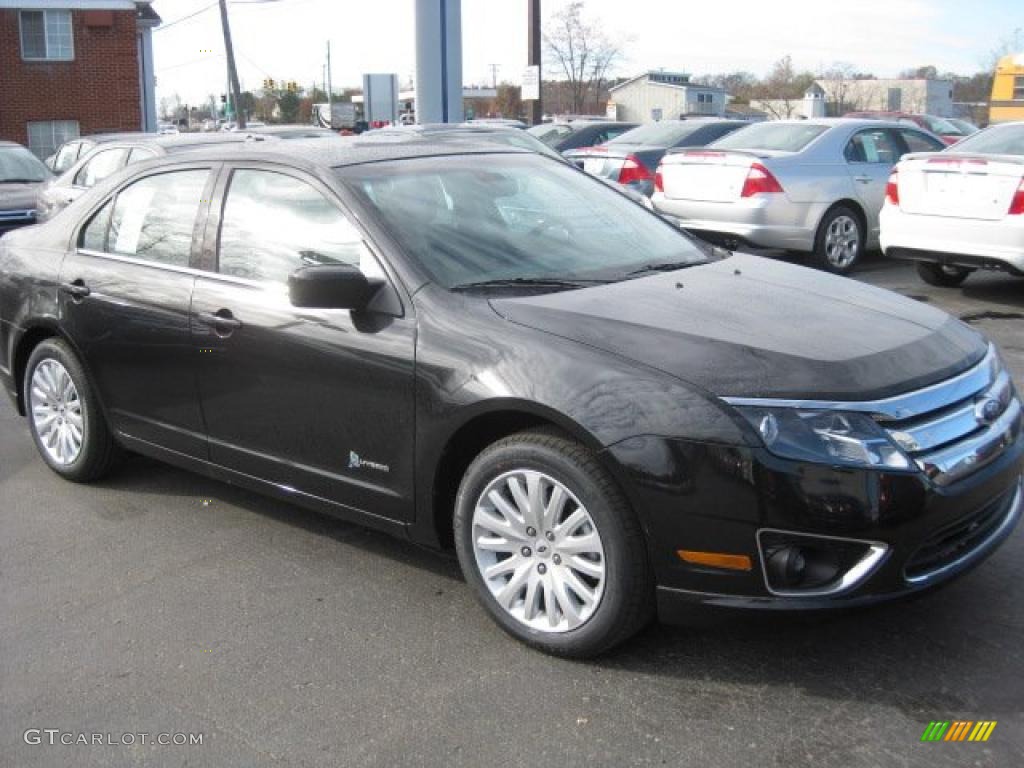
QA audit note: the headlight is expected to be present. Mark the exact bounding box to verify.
[735,407,912,470]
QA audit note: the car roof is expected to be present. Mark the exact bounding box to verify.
[757,117,920,129]
[138,135,532,170]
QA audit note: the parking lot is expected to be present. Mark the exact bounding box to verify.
[1,256,1021,768]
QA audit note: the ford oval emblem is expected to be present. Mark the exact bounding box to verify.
[975,396,1003,425]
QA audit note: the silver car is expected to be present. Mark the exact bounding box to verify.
[652,118,945,273]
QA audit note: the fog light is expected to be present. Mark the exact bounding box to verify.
[758,530,888,597]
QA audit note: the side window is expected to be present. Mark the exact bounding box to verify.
[127,147,157,164]
[218,169,367,283]
[79,200,113,251]
[74,148,128,188]
[108,170,208,267]
[844,129,900,164]
[899,129,944,154]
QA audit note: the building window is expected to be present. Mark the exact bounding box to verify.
[27,121,80,160]
[1015,76,1024,101]
[20,10,74,61]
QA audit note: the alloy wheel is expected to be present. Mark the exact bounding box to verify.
[471,469,606,633]
[824,214,860,269]
[30,359,84,466]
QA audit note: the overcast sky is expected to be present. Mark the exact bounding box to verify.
[152,0,1021,106]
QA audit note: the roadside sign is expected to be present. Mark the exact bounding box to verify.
[522,65,540,101]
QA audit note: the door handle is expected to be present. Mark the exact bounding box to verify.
[197,309,242,335]
[853,175,873,184]
[59,280,90,299]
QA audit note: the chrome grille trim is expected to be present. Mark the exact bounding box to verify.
[889,370,1013,454]
[913,398,1021,486]
[722,344,997,421]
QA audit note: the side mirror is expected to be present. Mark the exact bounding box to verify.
[288,264,382,310]
[44,156,56,171]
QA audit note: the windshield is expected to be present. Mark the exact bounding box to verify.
[948,124,1024,156]
[711,123,828,152]
[608,121,697,146]
[340,154,707,289]
[527,124,574,146]
[0,145,51,183]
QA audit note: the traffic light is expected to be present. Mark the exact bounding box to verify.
[220,94,226,103]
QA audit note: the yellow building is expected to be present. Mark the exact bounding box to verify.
[990,53,1024,124]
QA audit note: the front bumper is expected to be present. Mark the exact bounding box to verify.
[605,429,1024,623]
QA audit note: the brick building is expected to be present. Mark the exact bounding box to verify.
[0,1,160,159]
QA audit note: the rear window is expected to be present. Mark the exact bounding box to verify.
[527,124,573,146]
[946,124,1024,156]
[921,116,964,136]
[608,122,701,147]
[711,123,829,152]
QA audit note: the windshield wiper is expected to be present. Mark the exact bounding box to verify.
[0,178,43,184]
[449,276,606,292]
[624,260,700,276]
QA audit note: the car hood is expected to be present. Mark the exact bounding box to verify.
[490,253,987,401]
[0,182,43,210]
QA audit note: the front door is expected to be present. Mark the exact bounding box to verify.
[59,166,215,456]
[191,166,416,521]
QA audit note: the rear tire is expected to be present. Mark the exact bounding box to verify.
[915,262,973,287]
[454,429,654,658]
[811,205,864,274]
[24,338,117,482]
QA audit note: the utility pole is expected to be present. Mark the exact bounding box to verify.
[527,0,542,125]
[326,41,334,128]
[489,63,499,89]
[218,0,245,128]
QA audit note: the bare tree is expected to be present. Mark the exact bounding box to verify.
[818,62,860,115]
[753,56,815,118]
[544,2,621,114]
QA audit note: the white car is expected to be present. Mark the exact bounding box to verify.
[880,122,1024,286]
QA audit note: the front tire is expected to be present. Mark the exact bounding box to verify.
[24,338,117,482]
[915,262,973,287]
[454,429,653,657]
[812,205,864,274]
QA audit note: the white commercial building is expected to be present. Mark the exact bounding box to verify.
[814,78,955,116]
[607,71,727,122]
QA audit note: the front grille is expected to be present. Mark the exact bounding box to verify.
[880,348,1021,486]
[904,487,1017,580]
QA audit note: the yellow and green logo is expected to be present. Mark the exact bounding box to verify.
[921,721,997,742]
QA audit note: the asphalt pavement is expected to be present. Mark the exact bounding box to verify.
[1,256,1022,768]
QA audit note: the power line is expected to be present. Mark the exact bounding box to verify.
[154,1,218,32]
[156,0,293,33]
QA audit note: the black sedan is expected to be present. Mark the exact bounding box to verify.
[0,141,51,236]
[528,120,639,153]
[564,119,749,196]
[0,139,1020,657]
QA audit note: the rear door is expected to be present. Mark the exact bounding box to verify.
[59,164,216,456]
[190,163,416,521]
[845,128,903,238]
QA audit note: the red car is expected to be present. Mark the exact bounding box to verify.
[844,111,966,145]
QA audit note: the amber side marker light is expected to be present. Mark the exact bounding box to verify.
[677,550,753,571]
